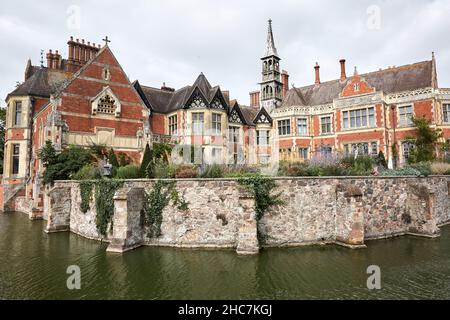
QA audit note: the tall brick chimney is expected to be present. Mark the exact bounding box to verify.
[340,59,347,81]
[281,70,289,98]
[249,91,260,109]
[314,62,321,85]
[67,36,101,72]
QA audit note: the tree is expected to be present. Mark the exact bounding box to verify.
[375,151,387,168]
[38,140,58,167]
[0,107,6,174]
[41,145,95,185]
[153,143,172,163]
[140,143,153,177]
[406,116,442,163]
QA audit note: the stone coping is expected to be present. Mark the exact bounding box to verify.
[53,175,449,184]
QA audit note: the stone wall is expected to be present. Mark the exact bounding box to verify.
[44,176,450,254]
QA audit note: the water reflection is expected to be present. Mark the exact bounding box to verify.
[1,213,450,299]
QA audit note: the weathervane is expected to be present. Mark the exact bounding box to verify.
[40,50,44,67]
[102,36,111,46]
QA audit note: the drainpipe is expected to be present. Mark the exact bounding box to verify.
[391,105,397,169]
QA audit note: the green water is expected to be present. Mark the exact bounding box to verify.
[1,212,450,299]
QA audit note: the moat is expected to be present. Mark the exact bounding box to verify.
[1,212,450,299]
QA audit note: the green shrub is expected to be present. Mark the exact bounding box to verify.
[201,164,224,178]
[153,161,177,179]
[153,143,172,163]
[73,164,102,180]
[41,145,95,184]
[116,165,140,179]
[408,162,432,177]
[118,152,132,167]
[381,167,422,177]
[140,143,153,177]
[375,151,387,168]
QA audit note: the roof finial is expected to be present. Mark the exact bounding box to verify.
[354,66,358,76]
[102,36,111,46]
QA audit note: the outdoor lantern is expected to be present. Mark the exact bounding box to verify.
[102,160,113,177]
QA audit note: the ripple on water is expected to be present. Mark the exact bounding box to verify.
[1,213,450,299]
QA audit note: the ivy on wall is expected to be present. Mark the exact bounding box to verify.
[236,174,284,244]
[142,180,189,238]
[79,179,123,236]
[79,181,94,213]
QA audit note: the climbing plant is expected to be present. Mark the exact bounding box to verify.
[79,180,94,213]
[78,179,123,236]
[142,180,189,238]
[236,173,284,244]
[94,179,124,236]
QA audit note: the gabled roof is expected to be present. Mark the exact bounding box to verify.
[6,67,71,100]
[254,107,273,124]
[281,60,434,107]
[135,73,230,114]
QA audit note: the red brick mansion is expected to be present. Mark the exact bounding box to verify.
[2,20,450,216]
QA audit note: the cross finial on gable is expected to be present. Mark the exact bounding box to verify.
[102,36,111,46]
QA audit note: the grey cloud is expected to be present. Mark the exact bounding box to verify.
[1,0,449,108]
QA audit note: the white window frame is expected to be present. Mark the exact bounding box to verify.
[212,113,222,135]
[192,112,204,135]
[297,117,308,136]
[320,116,333,135]
[398,104,414,127]
[342,107,375,129]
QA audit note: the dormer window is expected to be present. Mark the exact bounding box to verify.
[91,87,121,117]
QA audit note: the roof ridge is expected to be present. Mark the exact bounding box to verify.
[292,60,432,92]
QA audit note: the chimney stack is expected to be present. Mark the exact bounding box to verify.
[67,36,101,72]
[314,62,321,85]
[339,59,347,81]
[46,50,53,68]
[281,70,289,98]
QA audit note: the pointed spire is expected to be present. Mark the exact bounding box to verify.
[354,66,359,76]
[264,19,278,57]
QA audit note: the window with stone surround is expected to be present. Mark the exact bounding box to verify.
[212,113,221,134]
[298,147,308,160]
[398,105,413,127]
[343,142,378,157]
[168,115,177,136]
[443,104,450,123]
[278,119,291,136]
[14,101,22,126]
[257,130,270,146]
[320,116,332,134]
[297,118,307,135]
[343,107,375,129]
[402,141,415,161]
[192,112,204,135]
[229,126,239,143]
[12,144,20,175]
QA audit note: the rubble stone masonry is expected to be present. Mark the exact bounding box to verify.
[42,176,450,254]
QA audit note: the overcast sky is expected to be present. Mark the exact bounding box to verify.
[1,0,449,108]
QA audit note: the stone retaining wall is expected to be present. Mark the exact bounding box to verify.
[43,176,450,254]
